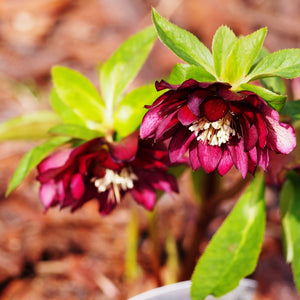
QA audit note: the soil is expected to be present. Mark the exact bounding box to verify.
[0,1,300,299]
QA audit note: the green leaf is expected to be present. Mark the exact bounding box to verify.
[50,88,87,126]
[223,27,267,86]
[191,172,266,300]
[113,85,158,139]
[212,25,237,79]
[49,124,102,140]
[190,169,206,205]
[246,49,300,81]
[152,8,215,75]
[260,77,286,96]
[280,100,300,120]
[168,64,216,84]
[52,66,106,127]
[0,111,61,140]
[253,46,270,66]
[249,47,287,98]
[6,136,71,196]
[100,26,156,111]
[240,83,286,111]
[280,172,300,293]
[167,164,187,179]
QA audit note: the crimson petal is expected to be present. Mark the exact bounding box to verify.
[140,105,164,138]
[155,80,178,91]
[189,141,201,170]
[130,182,156,210]
[188,90,212,116]
[178,105,197,125]
[265,116,296,154]
[248,147,258,164]
[70,173,85,200]
[202,97,228,122]
[38,149,72,173]
[255,113,268,148]
[198,141,222,173]
[39,180,58,210]
[257,148,269,171]
[217,149,233,175]
[109,131,139,162]
[228,139,248,178]
[156,111,179,140]
[169,127,195,163]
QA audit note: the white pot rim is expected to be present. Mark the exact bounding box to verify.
[128,278,257,300]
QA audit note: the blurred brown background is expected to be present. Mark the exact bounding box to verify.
[0,0,300,299]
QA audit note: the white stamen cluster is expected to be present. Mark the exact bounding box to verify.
[92,168,137,202]
[189,113,236,146]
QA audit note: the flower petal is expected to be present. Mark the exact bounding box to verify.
[202,97,228,122]
[265,116,296,154]
[38,149,72,173]
[255,114,268,148]
[39,180,58,209]
[257,148,269,171]
[70,173,85,200]
[178,105,197,125]
[109,131,139,162]
[97,191,117,215]
[218,84,242,101]
[248,147,258,164]
[217,148,233,175]
[142,170,179,194]
[131,182,156,210]
[169,127,195,163]
[197,141,222,173]
[240,115,258,151]
[188,90,212,116]
[140,105,164,138]
[228,139,248,178]
[189,140,201,170]
[155,111,179,140]
[155,80,178,91]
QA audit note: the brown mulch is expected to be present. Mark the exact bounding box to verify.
[1,0,300,299]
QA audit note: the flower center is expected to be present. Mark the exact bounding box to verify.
[92,167,137,202]
[189,113,236,146]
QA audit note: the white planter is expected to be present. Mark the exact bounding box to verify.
[129,279,257,300]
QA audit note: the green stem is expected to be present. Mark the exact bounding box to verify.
[125,207,140,280]
[147,209,163,286]
[179,172,251,281]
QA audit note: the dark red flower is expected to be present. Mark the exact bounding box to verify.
[37,131,178,214]
[140,79,296,178]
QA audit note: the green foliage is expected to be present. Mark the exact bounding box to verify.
[152,8,215,76]
[190,169,206,204]
[253,48,287,96]
[6,136,71,196]
[280,101,300,120]
[51,66,106,129]
[0,111,60,140]
[100,26,156,111]
[260,76,286,96]
[168,64,216,84]
[240,83,286,111]
[113,85,158,139]
[280,172,300,293]
[50,88,87,127]
[191,172,266,300]
[212,25,237,79]
[223,28,267,87]
[246,49,300,81]
[48,124,102,140]
[151,12,300,112]
[5,26,159,196]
